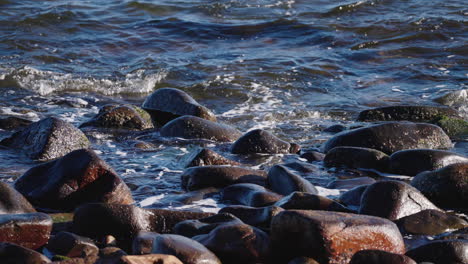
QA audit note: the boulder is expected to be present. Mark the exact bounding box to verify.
[193,223,270,264]
[327,177,376,190]
[221,183,282,207]
[131,233,220,264]
[0,182,35,214]
[323,122,452,154]
[390,149,468,176]
[357,105,460,122]
[395,209,468,235]
[14,149,134,211]
[349,250,416,264]
[0,117,90,161]
[141,88,216,126]
[267,165,317,195]
[160,116,241,142]
[219,205,284,228]
[173,213,243,238]
[411,163,468,209]
[270,210,405,264]
[46,231,98,258]
[0,116,32,130]
[324,147,390,171]
[359,181,440,220]
[405,240,468,264]
[274,192,350,212]
[181,148,240,167]
[181,165,267,191]
[0,242,51,264]
[231,129,300,154]
[338,185,368,207]
[119,254,183,264]
[80,105,153,130]
[0,213,52,249]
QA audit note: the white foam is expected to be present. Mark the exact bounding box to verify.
[139,194,165,207]
[315,186,342,198]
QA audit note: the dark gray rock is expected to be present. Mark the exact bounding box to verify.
[47,231,98,258]
[0,182,35,214]
[283,162,318,173]
[221,183,282,207]
[359,181,440,221]
[274,192,350,212]
[395,209,468,236]
[411,163,468,209]
[142,88,216,126]
[299,151,325,162]
[0,116,32,130]
[324,124,347,133]
[357,105,460,122]
[173,213,243,238]
[0,242,51,264]
[338,185,368,207]
[405,240,468,264]
[324,147,390,171]
[0,213,52,250]
[80,105,153,130]
[181,148,240,168]
[14,149,134,211]
[390,149,468,176]
[267,165,317,195]
[350,250,416,264]
[219,205,284,228]
[0,117,90,161]
[181,165,267,191]
[323,122,452,154]
[160,116,241,142]
[231,129,300,154]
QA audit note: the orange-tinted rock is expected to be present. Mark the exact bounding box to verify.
[231,129,300,154]
[119,254,183,264]
[0,242,51,264]
[0,182,35,214]
[14,149,134,211]
[270,210,405,264]
[0,213,52,250]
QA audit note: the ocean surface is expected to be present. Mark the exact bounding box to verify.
[0,0,467,212]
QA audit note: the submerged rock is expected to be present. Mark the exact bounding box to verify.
[324,147,390,171]
[411,163,468,210]
[231,129,300,154]
[405,240,468,264]
[14,149,134,211]
[142,88,216,126]
[323,122,452,154]
[160,115,241,142]
[0,182,36,215]
[270,210,405,264]
[389,149,468,176]
[221,183,282,207]
[0,242,51,264]
[0,213,52,250]
[357,105,460,122]
[0,116,32,130]
[181,165,267,191]
[434,89,468,107]
[0,117,90,161]
[395,209,468,236]
[80,104,153,130]
[267,165,317,195]
[359,181,440,221]
[181,148,240,167]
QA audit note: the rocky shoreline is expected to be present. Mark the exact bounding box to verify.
[0,88,467,264]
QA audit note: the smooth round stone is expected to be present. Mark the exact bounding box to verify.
[324,146,390,172]
[0,182,36,215]
[395,209,468,236]
[357,105,460,122]
[231,129,300,154]
[267,165,317,195]
[80,104,153,130]
[405,240,468,264]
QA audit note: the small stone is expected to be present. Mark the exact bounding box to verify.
[338,185,368,207]
[0,213,52,250]
[0,182,36,214]
[300,151,325,162]
[267,165,317,195]
[0,242,51,264]
[0,116,32,130]
[119,254,183,264]
[173,213,243,238]
[324,147,390,172]
[395,209,468,236]
[221,183,282,207]
[181,148,240,168]
[231,129,300,154]
[324,124,347,133]
[80,105,153,130]
[47,231,98,258]
[219,205,284,228]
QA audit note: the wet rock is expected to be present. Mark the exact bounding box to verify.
[270,210,405,264]
[142,88,216,126]
[283,162,318,173]
[231,129,300,154]
[433,116,468,139]
[287,257,320,264]
[395,209,468,236]
[324,124,347,133]
[359,181,440,221]
[193,223,270,264]
[131,233,220,264]
[15,149,134,211]
[181,148,240,168]
[405,240,468,264]
[0,182,36,214]
[349,250,416,264]
[0,213,52,250]
[80,105,153,130]
[219,205,284,228]
[327,177,376,189]
[338,185,368,207]
[47,231,98,258]
[144,188,220,208]
[436,227,468,241]
[434,89,468,107]
[300,151,325,162]
[390,149,468,176]
[411,163,468,209]
[0,117,90,161]
[221,183,282,207]
[0,242,51,264]
[267,165,317,195]
[357,105,460,122]
[160,115,241,142]
[323,122,452,154]
[173,213,243,238]
[181,165,267,191]
[0,116,32,130]
[324,147,390,171]
[274,192,350,212]
[72,203,212,251]
[119,254,183,264]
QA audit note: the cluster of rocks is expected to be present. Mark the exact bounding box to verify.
[0,88,467,263]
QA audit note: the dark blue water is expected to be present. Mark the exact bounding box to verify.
[0,0,467,209]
